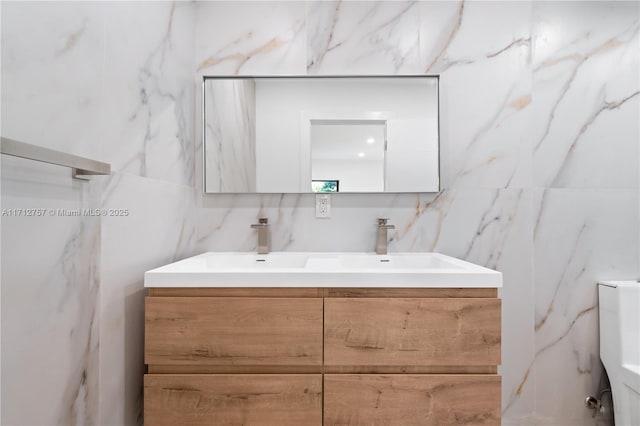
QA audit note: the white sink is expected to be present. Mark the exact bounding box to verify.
[144,252,502,288]
[203,252,309,269]
[338,253,465,270]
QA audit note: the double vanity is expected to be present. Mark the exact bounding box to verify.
[143,251,502,425]
[143,74,500,425]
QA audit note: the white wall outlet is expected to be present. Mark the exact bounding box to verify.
[315,194,331,218]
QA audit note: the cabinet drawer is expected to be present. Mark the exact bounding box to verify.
[145,297,323,367]
[145,374,322,426]
[324,298,500,367]
[324,374,500,425]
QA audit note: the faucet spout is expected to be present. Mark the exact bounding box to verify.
[250,218,270,254]
[376,218,395,255]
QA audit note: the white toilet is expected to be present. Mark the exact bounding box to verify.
[599,281,640,425]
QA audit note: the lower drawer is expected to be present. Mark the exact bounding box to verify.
[324,374,501,426]
[144,374,322,426]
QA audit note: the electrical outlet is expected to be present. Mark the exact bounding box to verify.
[316,194,331,218]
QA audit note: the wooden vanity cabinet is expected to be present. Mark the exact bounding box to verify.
[144,374,322,426]
[324,297,501,369]
[324,374,501,425]
[145,296,323,369]
[144,287,501,426]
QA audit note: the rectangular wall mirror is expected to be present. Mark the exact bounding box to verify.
[203,76,440,193]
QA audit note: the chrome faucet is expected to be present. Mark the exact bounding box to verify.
[376,218,395,255]
[251,217,270,254]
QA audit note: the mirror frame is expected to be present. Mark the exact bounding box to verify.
[202,75,441,194]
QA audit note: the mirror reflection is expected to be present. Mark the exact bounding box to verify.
[311,120,385,192]
[203,77,439,193]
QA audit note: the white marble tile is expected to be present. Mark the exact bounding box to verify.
[0,1,105,159]
[532,188,638,425]
[307,1,420,75]
[1,3,105,424]
[196,193,310,253]
[1,156,100,426]
[199,190,532,254]
[532,1,639,188]
[102,1,195,187]
[98,172,196,426]
[195,1,305,76]
[419,1,530,75]
[418,0,464,75]
[420,1,532,189]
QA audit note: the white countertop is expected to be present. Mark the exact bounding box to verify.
[144,252,502,288]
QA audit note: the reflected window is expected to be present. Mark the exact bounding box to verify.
[312,180,339,193]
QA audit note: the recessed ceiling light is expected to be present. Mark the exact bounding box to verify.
[358,152,366,158]
[367,138,375,144]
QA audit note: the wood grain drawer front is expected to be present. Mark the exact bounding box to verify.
[324,298,501,367]
[145,297,323,366]
[145,374,322,426]
[324,374,501,426]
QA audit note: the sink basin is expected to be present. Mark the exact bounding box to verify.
[338,253,465,270]
[204,253,309,269]
[145,252,502,288]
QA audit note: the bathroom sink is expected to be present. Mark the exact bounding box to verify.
[145,252,501,288]
[203,252,309,269]
[338,253,465,270]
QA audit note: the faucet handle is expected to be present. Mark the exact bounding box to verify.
[251,217,269,229]
[377,218,389,225]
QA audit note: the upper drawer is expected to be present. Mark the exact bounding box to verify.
[325,298,500,367]
[145,297,323,367]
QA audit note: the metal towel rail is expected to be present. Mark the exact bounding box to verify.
[1,137,111,180]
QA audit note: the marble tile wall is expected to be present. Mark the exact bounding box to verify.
[1,1,105,159]
[102,1,195,188]
[530,2,639,425]
[98,172,194,426]
[1,156,101,426]
[1,2,104,425]
[195,2,639,425]
[306,1,421,75]
[1,2,196,426]
[98,3,196,426]
[195,1,305,76]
